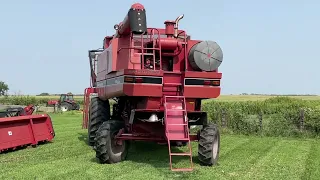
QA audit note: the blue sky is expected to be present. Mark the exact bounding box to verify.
[0,0,319,95]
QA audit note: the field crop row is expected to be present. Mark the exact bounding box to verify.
[0,96,84,106]
[1,94,319,106]
[1,95,320,138]
[203,97,320,137]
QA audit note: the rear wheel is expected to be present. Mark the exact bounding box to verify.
[95,120,129,164]
[87,97,110,146]
[198,123,220,166]
[75,103,80,110]
[71,103,80,110]
[60,102,71,112]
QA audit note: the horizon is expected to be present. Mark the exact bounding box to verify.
[1,0,319,95]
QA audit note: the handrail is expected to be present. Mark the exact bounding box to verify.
[118,29,163,70]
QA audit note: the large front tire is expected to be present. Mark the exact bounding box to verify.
[95,120,129,164]
[198,123,220,166]
[87,97,110,146]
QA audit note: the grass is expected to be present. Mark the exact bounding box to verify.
[1,112,320,179]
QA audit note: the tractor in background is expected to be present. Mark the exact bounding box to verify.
[82,3,224,172]
[47,93,80,112]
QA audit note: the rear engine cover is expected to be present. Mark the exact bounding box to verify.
[188,40,223,71]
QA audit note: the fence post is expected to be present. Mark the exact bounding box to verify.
[299,108,305,131]
[258,111,263,131]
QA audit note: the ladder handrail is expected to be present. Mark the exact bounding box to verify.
[163,95,193,171]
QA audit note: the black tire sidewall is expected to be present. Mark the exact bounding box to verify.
[60,102,70,111]
[87,98,110,146]
[106,122,128,162]
[198,124,220,166]
[95,121,128,163]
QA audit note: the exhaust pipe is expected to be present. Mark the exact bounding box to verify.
[174,14,184,38]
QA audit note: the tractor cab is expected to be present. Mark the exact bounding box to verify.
[46,93,80,111]
[59,94,75,103]
[58,94,80,112]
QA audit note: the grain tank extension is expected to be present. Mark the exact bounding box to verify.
[82,3,224,172]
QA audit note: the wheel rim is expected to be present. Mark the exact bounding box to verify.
[212,134,219,159]
[60,106,68,112]
[110,133,125,155]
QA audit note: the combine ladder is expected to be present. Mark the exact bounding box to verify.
[164,95,193,171]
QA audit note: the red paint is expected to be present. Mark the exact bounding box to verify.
[114,3,145,38]
[21,105,36,115]
[103,36,113,49]
[47,100,59,105]
[0,114,55,153]
[84,3,224,171]
[131,3,144,9]
[164,21,175,38]
[82,87,96,129]
[156,38,181,50]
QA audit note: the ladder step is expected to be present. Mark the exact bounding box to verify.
[167,123,188,126]
[167,137,190,141]
[171,168,193,172]
[170,153,191,156]
[164,95,193,172]
[166,109,186,112]
[165,95,185,98]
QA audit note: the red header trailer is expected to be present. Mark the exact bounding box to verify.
[0,106,55,153]
[83,3,223,171]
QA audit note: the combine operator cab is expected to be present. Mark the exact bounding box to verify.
[82,3,223,172]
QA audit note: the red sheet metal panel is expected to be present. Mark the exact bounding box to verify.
[0,114,55,153]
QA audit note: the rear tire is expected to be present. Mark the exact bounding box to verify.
[198,123,220,166]
[60,102,71,112]
[95,120,129,164]
[75,104,80,110]
[72,103,80,110]
[87,97,110,146]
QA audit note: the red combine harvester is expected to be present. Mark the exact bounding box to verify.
[82,3,223,171]
[0,105,55,153]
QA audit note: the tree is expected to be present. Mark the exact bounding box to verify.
[0,81,9,96]
[38,92,50,96]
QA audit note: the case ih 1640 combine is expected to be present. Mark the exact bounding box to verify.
[82,3,223,171]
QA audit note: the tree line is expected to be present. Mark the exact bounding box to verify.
[0,81,9,96]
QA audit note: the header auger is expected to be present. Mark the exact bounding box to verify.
[82,3,223,171]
